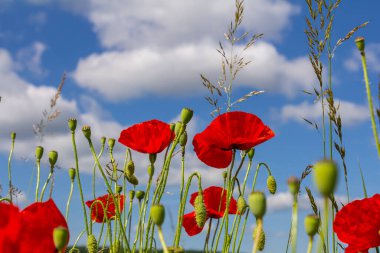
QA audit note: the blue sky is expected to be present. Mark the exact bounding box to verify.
[1,0,380,252]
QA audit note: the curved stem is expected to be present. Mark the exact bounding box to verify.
[35,159,41,202]
[7,135,15,203]
[92,140,105,199]
[65,181,74,220]
[40,168,53,201]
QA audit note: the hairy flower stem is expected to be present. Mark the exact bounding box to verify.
[204,218,213,253]
[157,226,169,253]
[35,158,41,202]
[139,171,154,252]
[7,134,15,203]
[132,201,143,252]
[65,180,74,220]
[360,50,380,158]
[324,197,330,253]
[71,131,90,236]
[307,236,313,253]
[252,218,263,253]
[92,140,105,199]
[39,166,53,201]
[291,194,298,253]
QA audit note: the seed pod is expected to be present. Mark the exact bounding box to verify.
[194,194,207,228]
[68,118,77,132]
[266,175,277,194]
[136,190,145,201]
[149,153,157,164]
[304,214,320,237]
[126,160,135,175]
[82,125,92,141]
[287,176,300,195]
[174,121,182,137]
[150,204,165,226]
[100,136,106,145]
[179,131,187,147]
[53,226,69,252]
[253,227,266,251]
[87,234,97,253]
[68,168,76,182]
[127,174,139,186]
[248,191,266,220]
[313,160,338,197]
[181,107,193,125]
[48,150,58,167]
[237,196,247,214]
[108,138,116,150]
[129,190,135,200]
[248,148,255,160]
[355,36,365,53]
[35,146,44,160]
[148,164,154,178]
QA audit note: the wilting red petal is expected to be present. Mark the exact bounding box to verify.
[86,194,125,223]
[19,199,69,253]
[0,203,21,252]
[182,212,207,236]
[193,111,274,168]
[333,194,380,252]
[118,119,174,154]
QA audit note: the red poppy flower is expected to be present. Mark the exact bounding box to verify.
[118,119,174,154]
[86,194,125,223]
[0,203,22,252]
[193,111,275,168]
[182,186,238,236]
[333,194,380,253]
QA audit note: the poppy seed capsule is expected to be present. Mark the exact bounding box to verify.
[179,131,187,147]
[169,123,175,132]
[127,174,139,186]
[116,185,122,194]
[126,160,135,175]
[150,204,165,226]
[129,190,135,200]
[100,136,106,145]
[68,168,76,182]
[355,36,365,53]
[108,138,116,150]
[253,227,266,251]
[237,196,247,214]
[248,191,266,219]
[68,118,77,132]
[49,150,58,167]
[181,107,193,125]
[194,194,207,228]
[174,121,183,137]
[136,190,145,201]
[304,214,320,237]
[248,148,255,160]
[87,234,97,253]
[82,125,92,141]
[35,146,44,160]
[149,153,157,164]
[11,132,16,140]
[313,160,338,197]
[148,164,154,178]
[287,176,300,195]
[53,226,69,252]
[266,175,277,194]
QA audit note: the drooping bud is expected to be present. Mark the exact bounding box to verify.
[68,168,76,182]
[53,226,69,252]
[126,160,135,175]
[127,174,139,186]
[150,204,165,226]
[248,191,266,220]
[116,185,123,194]
[174,121,183,137]
[82,125,92,141]
[253,227,266,251]
[266,175,277,195]
[11,132,16,140]
[304,214,320,237]
[313,160,338,197]
[194,194,207,228]
[237,196,247,214]
[149,153,157,164]
[100,136,106,145]
[48,150,58,167]
[355,36,365,54]
[179,131,187,147]
[287,176,300,195]
[129,190,135,200]
[35,146,44,160]
[87,234,98,253]
[108,138,116,151]
[148,165,154,178]
[180,108,193,125]
[136,190,145,201]
[68,118,77,132]
[248,148,255,160]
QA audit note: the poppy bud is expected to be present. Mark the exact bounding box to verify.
[87,234,97,253]
[253,227,266,251]
[150,204,165,226]
[222,171,228,179]
[148,164,154,178]
[355,36,365,53]
[304,214,320,237]
[82,125,92,141]
[69,168,76,182]
[266,175,277,194]
[35,146,44,160]
[108,138,116,150]
[248,148,255,160]
[136,190,145,201]
[149,153,157,164]
[53,226,69,252]
[68,118,77,132]
[11,132,16,140]
[116,185,123,194]
[174,247,185,253]
[237,196,247,214]
[100,136,106,145]
[180,107,193,125]
[248,191,266,220]
[126,160,135,175]
[287,176,300,195]
[49,150,58,167]
[313,160,338,197]
[174,121,183,137]
[127,174,139,186]
[129,190,135,200]
[179,131,187,147]
[194,194,207,228]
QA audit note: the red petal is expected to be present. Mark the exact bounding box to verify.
[0,203,21,252]
[86,194,125,223]
[118,119,174,154]
[182,212,206,236]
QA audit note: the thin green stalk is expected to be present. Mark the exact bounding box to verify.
[7,133,15,203]
[307,236,313,253]
[237,210,250,252]
[35,158,41,202]
[65,181,74,220]
[92,139,106,199]
[204,218,213,253]
[69,228,86,252]
[291,195,298,253]
[360,51,380,158]
[40,168,53,201]
[157,226,169,253]
[324,197,329,253]
[140,174,153,253]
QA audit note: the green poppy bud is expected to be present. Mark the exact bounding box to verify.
[136,190,145,201]
[194,194,207,228]
[126,160,135,175]
[313,160,338,197]
[266,175,277,195]
[116,185,123,194]
[127,174,139,186]
[174,121,183,137]
[35,146,44,160]
[68,118,77,132]
[82,125,92,141]
[11,132,16,140]
[174,247,185,253]
[150,204,165,226]
[179,131,187,147]
[355,36,365,53]
[180,107,193,125]
[248,148,255,160]
[287,176,300,195]
[248,191,266,219]
[48,150,58,167]
[304,214,320,237]
[253,227,266,251]
[129,190,135,200]
[149,153,157,164]
[222,171,228,179]
[237,196,247,214]
[100,136,106,145]
[148,164,154,178]
[53,226,69,252]
[108,138,116,150]
[87,234,97,253]
[68,168,76,182]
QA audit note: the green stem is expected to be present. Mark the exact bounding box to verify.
[324,197,329,253]
[204,218,213,253]
[92,139,105,199]
[291,194,298,253]
[35,159,41,202]
[157,226,169,253]
[7,135,15,203]
[65,181,74,220]
[252,218,263,253]
[40,168,53,201]
[307,236,313,253]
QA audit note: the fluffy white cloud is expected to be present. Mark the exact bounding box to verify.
[345,43,380,72]
[16,42,47,77]
[278,100,369,126]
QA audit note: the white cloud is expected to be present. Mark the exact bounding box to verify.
[16,42,47,77]
[278,100,369,126]
[344,43,380,72]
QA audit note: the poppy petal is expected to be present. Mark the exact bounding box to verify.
[86,194,125,223]
[182,212,207,236]
[0,203,21,252]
